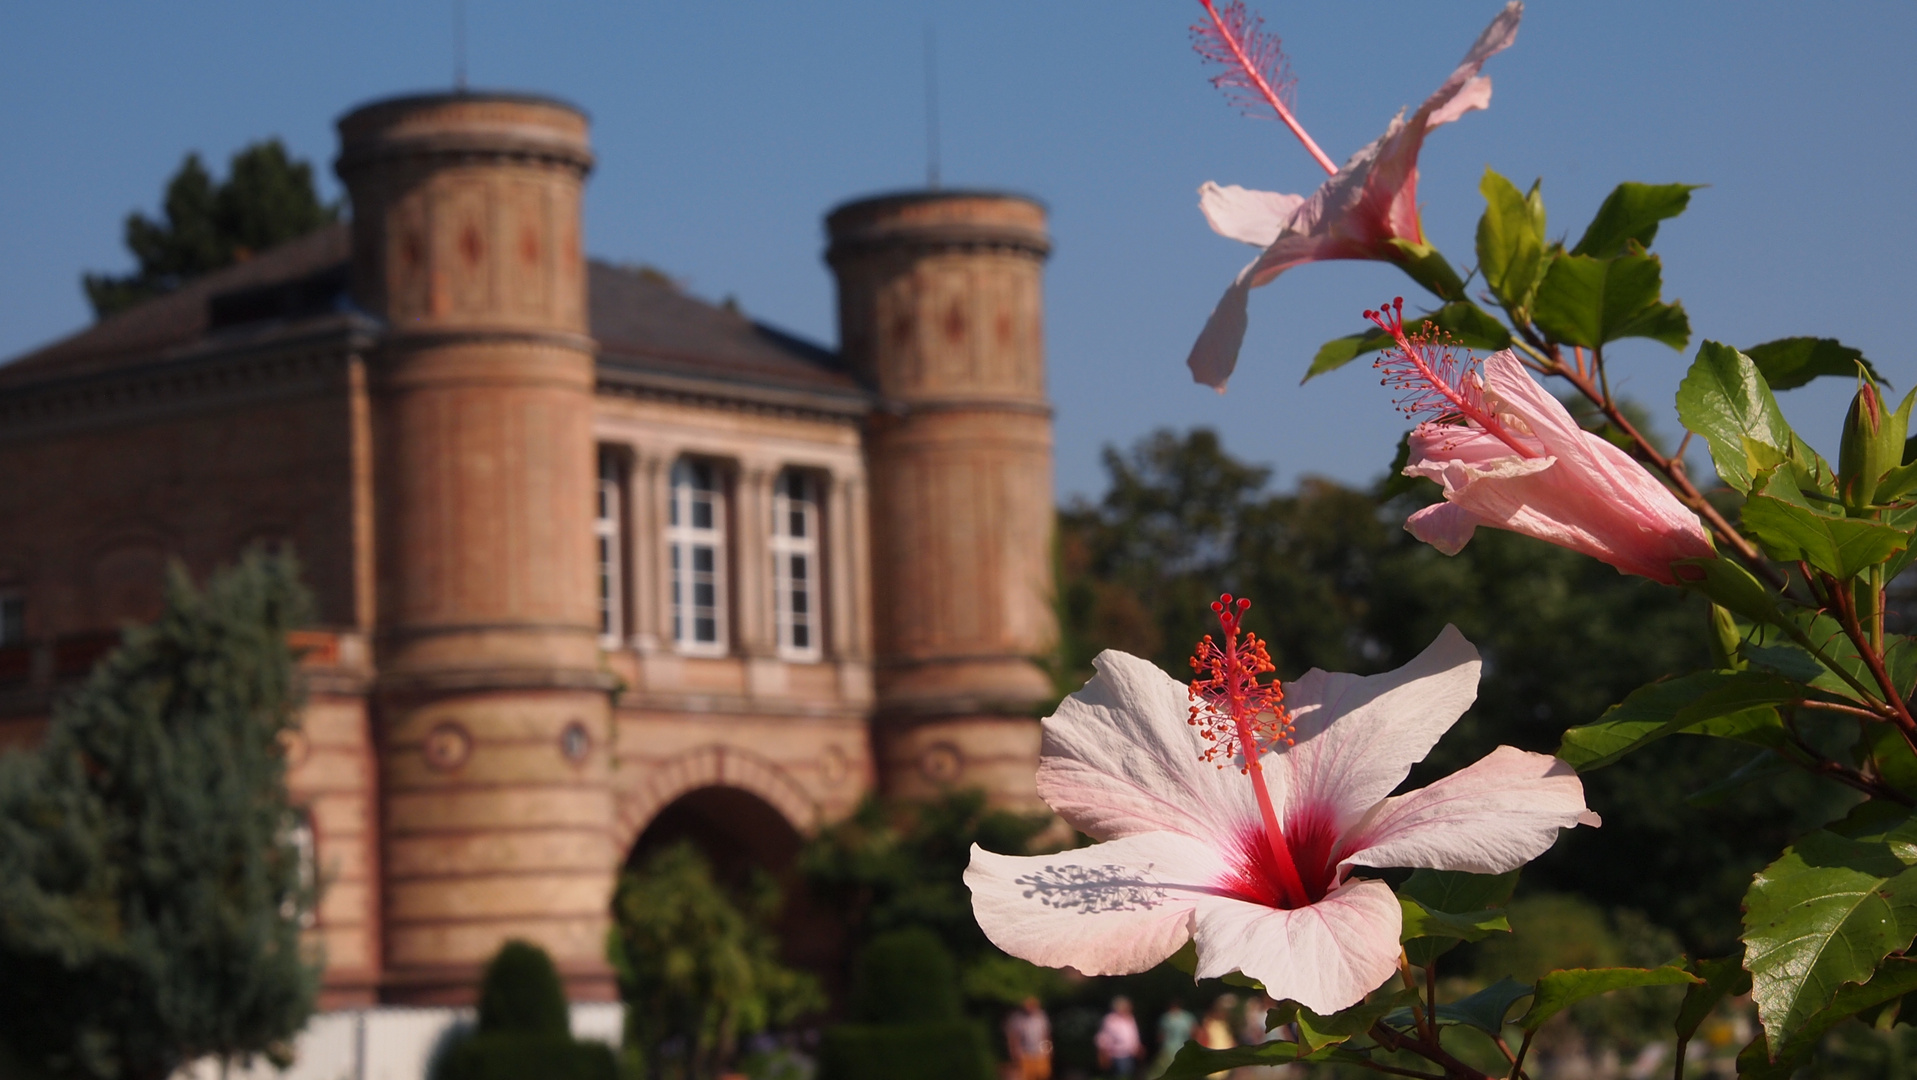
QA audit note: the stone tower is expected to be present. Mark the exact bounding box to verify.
[825,192,1056,810]
[335,93,615,1003]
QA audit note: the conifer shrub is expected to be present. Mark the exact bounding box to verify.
[435,941,616,1080]
[818,930,994,1080]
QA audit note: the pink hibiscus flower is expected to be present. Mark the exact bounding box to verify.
[1364,298,1716,584]
[966,597,1594,1015]
[1187,1,1523,390]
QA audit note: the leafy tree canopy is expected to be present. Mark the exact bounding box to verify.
[0,549,319,1080]
[83,140,338,319]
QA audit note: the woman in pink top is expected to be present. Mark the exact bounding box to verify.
[1094,997,1144,1080]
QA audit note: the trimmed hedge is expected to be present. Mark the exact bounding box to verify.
[849,928,961,1024]
[476,940,570,1037]
[437,1033,618,1080]
[817,1022,996,1080]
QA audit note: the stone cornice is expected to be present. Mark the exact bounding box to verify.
[0,320,374,443]
[595,363,874,423]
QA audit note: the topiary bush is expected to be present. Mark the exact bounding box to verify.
[476,939,571,1038]
[817,929,994,1080]
[849,928,961,1025]
[435,940,617,1080]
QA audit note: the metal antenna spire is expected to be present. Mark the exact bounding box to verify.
[924,24,941,190]
[453,0,468,92]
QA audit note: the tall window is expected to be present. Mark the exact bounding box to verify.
[0,591,22,646]
[668,459,727,654]
[595,452,624,645]
[771,470,822,660]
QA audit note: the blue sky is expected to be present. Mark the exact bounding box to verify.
[2,2,1912,499]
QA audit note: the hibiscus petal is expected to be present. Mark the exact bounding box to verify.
[1199,182,1307,248]
[1266,626,1480,830]
[1187,272,1252,391]
[1191,878,1402,1014]
[1344,745,1594,874]
[1404,502,1482,556]
[1420,2,1521,126]
[966,834,1228,976]
[1037,650,1259,841]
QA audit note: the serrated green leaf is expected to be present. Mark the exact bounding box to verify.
[1676,341,1827,494]
[1740,609,1884,704]
[1477,169,1546,314]
[1517,967,1698,1032]
[1675,953,1752,1045]
[1745,337,1885,393]
[1737,959,1917,1077]
[1533,252,1686,349]
[1743,830,1917,1044]
[1572,182,1700,258]
[1305,302,1512,382]
[1556,670,1796,771]
[1384,977,1534,1034]
[1741,469,1909,579]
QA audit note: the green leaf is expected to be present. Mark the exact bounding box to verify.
[1746,337,1885,392]
[1737,959,1917,1077]
[1517,966,1699,1032]
[1400,868,1521,915]
[1400,898,1508,947]
[1742,828,1917,1044]
[1385,977,1535,1034]
[1157,1038,1364,1080]
[1304,302,1512,382]
[1296,988,1420,1051]
[1676,341,1827,494]
[1556,670,1796,771]
[1572,182,1700,258]
[1476,169,1547,314]
[1532,251,1688,349]
[1740,470,1910,579]
[1674,953,1752,1045]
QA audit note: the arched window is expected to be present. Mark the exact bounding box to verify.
[668,459,727,654]
[595,451,625,645]
[770,470,822,661]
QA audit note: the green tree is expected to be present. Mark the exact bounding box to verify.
[0,549,320,1080]
[610,842,825,1080]
[1057,427,1844,953]
[83,140,338,318]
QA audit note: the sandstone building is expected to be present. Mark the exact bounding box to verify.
[0,91,1056,1008]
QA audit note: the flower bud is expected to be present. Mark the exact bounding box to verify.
[1839,377,1901,513]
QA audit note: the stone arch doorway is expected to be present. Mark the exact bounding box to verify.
[625,785,804,888]
[619,782,845,996]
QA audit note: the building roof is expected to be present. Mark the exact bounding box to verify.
[0,225,868,412]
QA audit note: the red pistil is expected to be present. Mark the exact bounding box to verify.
[1364,297,1537,459]
[1188,594,1311,909]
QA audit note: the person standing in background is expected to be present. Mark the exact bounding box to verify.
[1153,998,1196,1077]
[1005,996,1054,1080]
[1095,996,1144,1079]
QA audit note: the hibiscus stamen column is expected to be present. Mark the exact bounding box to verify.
[1188,594,1308,908]
[1365,297,1537,460]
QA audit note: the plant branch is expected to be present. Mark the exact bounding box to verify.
[1509,1029,1537,1080]
[1492,1035,1531,1080]
[1828,573,1917,736]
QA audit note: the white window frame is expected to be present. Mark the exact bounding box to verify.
[668,458,729,656]
[595,452,624,647]
[0,590,22,647]
[770,470,824,661]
